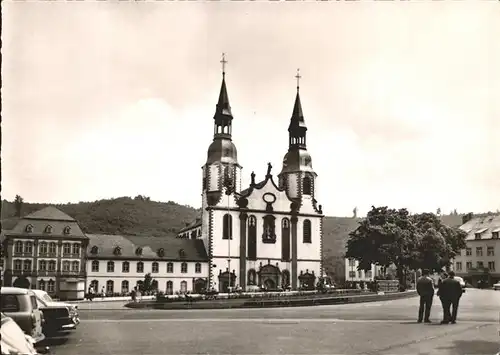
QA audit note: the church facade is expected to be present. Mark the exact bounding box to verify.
[180,66,324,293]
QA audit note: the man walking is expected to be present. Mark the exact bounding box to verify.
[438,271,463,324]
[416,269,434,323]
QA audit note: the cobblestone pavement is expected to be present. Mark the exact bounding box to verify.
[48,289,500,355]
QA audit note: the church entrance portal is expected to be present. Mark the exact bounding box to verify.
[258,264,280,291]
[218,271,236,293]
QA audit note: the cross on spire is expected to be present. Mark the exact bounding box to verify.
[295,68,301,91]
[221,53,228,76]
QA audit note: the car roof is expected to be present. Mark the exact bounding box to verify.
[0,287,34,295]
[31,289,45,296]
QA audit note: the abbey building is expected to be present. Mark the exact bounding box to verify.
[179,66,324,293]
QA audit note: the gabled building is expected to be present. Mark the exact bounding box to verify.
[1,207,88,299]
[452,213,500,287]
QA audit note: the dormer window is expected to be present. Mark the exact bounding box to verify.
[63,226,71,235]
[113,247,122,256]
[475,233,482,240]
[45,225,53,234]
[135,247,143,256]
[493,231,499,239]
[90,246,99,255]
[474,228,487,240]
[179,249,186,258]
[157,248,165,257]
[25,224,34,233]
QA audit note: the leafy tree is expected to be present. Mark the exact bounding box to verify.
[346,206,468,289]
[140,273,158,293]
[14,195,24,217]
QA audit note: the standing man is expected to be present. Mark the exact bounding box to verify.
[438,271,463,324]
[416,269,434,323]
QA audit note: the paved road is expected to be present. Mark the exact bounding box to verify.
[48,289,500,355]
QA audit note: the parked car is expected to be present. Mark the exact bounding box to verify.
[31,290,80,334]
[493,282,500,291]
[1,312,39,355]
[0,287,45,344]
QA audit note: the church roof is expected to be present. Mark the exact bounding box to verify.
[86,234,208,261]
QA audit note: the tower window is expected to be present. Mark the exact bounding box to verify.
[303,176,312,195]
[248,216,257,260]
[222,214,233,240]
[303,219,312,243]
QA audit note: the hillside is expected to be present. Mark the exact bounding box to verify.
[1,197,467,281]
[1,197,200,238]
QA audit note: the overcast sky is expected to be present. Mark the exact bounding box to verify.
[3,2,499,217]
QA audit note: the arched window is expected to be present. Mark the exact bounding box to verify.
[90,246,99,254]
[39,242,48,255]
[48,260,56,271]
[47,279,55,293]
[262,215,276,244]
[281,218,291,261]
[180,280,188,293]
[247,215,257,260]
[135,247,143,256]
[303,219,312,243]
[136,261,144,273]
[121,280,129,294]
[25,224,33,233]
[63,226,71,235]
[166,281,173,295]
[181,262,188,273]
[247,269,256,285]
[223,214,233,240]
[179,249,186,258]
[303,176,312,195]
[157,248,165,257]
[152,262,159,273]
[106,280,114,294]
[62,260,70,272]
[122,261,130,273]
[167,262,174,273]
[13,259,22,270]
[107,261,115,273]
[39,260,47,271]
[14,241,23,254]
[90,280,99,292]
[44,225,53,234]
[113,247,122,256]
[91,260,99,272]
[71,261,79,272]
[39,280,46,291]
[195,263,201,273]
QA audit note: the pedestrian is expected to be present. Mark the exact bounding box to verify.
[87,286,94,301]
[416,269,434,323]
[438,271,463,324]
[131,287,137,303]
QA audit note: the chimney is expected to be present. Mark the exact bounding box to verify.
[462,212,474,225]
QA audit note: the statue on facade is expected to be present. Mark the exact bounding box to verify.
[267,162,272,176]
[250,171,256,185]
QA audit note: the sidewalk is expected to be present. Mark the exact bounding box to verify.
[69,295,155,310]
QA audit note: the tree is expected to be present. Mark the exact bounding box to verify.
[345,206,420,289]
[140,273,158,293]
[14,195,24,217]
[345,206,468,289]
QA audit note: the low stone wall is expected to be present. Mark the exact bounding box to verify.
[126,290,417,310]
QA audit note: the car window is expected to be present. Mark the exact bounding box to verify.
[30,295,39,310]
[1,295,21,312]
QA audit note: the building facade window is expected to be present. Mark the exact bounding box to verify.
[222,214,233,240]
[14,242,23,254]
[476,247,483,257]
[49,243,57,255]
[349,271,356,278]
[14,259,22,271]
[465,248,472,256]
[180,281,187,293]
[137,262,144,273]
[47,280,55,293]
[195,263,201,273]
[107,261,115,273]
[23,260,32,271]
[122,261,130,273]
[121,280,129,293]
[62,261,70,272]
[455,262,462,271]
[167,262,173,273]
[477,261,484,268]
[466,262,472,270]
[71,261,79,272]
[181,262,188,273]
[63,243,71,255]
[24,242,33,255]
[247,215,257,260]
[152,262,159,273]
[487,246,495,256]
[303,219,312,243]
[166,281,173,295]
[90,280,99,292]
[303,175,312,195]
[91,260,99,272]
[106,280,114,294]
[488,261,495,271]
[349,259,356,267]
[39,280,46,291]
[48,260,56,271]
[281,218,291,261]
[39,260,47,271]
[39,242,48,255]
[72,244,80,255]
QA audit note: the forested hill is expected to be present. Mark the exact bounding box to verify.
[1,197,201,238]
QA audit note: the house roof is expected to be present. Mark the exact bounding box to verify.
[24,206,76,222]
[460,214,500,241]
[86,234,208,261]
[4,207,86,240]
[178,218,202,234]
